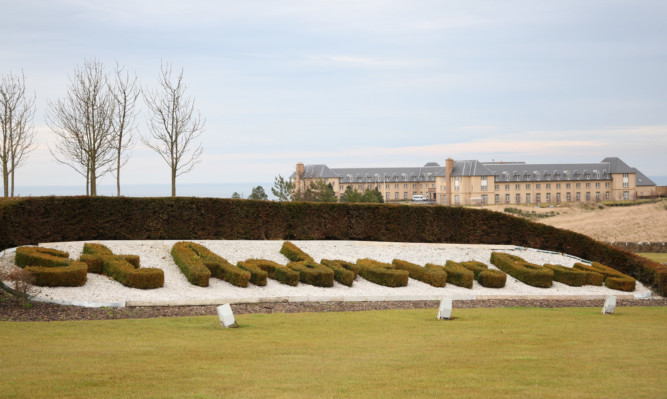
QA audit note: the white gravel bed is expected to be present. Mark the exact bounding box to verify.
[0,240,654,306]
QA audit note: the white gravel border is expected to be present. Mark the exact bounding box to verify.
[0,240,656,307]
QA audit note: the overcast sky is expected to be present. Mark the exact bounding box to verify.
[3,0,666,191]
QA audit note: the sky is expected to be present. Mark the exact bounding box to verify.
[2,0,667,194]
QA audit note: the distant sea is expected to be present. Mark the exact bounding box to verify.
[12,182,275,199]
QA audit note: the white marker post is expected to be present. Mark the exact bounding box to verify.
[217,304,239,328]
[437,298,453,320]
[602,295,616,315]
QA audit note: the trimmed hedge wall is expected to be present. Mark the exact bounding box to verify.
[170,242,250,288]
[426,261,474,289]
[80,243,164,289]
[1,197,664,295]
[14,246,87,287]
[319,259,356,287]
[286,261,334,287]
[460,261,506,288]
[490,252,553,288]
[356,259,409,287]
[574,262,636,292]
[543,264,588,287]
[392,259,447,287]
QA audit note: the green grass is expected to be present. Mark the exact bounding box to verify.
[636,253,667,263]
[1,307,666,398]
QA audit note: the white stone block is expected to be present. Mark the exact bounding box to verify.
[437,298,453,320]
[217,303,238,328]
[602,295,616,315]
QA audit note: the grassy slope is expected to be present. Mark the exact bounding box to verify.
[637,253,667,263]
[1,307,665,399]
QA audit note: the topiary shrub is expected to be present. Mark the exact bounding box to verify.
[490,252,553,288]
[319,259,356,287]
[280,241,314,262]
[392,259,447,287]
[169,242,249,288]
[543,264,588,287]
[460,261,506,288]
[80,243,163,289]
[242,259,299,286]
[236,260,268,286]
[572,263,605,286]
[356,259,409,287]
[573,262,635,292]
[286,261,334,287]
[425,261,474,289]
[14,246,86,287]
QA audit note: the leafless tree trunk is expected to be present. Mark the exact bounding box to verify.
[0,70,36,197]
[47,59,116,196]
[142,63,204,197]
[109,61,139,197]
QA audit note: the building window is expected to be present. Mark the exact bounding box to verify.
[413,184,417,189]
[454,177,460,191]
[536,193,541,203]
[404,184,408,189]
[455,195,460,204]
[481,176,488,191]
[505,184,510,190]
[395,192,399,199]
[556,193,561,202]
[605,182,610,188]
[576,192,581,201]
[515,184,520,190]
[482,194,488,204]
[586,192,591,201]
[494,184,499,191]
[546,184,550,189]
[515,194,521,204]
[413,191,417,196]
[623,191,629,200]
[505,194,510,203]
[495,194,499,204]
[556,183,561,189]
[386,192,390,200]
[606,192,610,200]
[385,184,390,189]
[623,173,629,188]
[576,183,581,189]
[596,192,600,200]
[566,192,571,201]
[536,184,541,189]
[566,183,571,189]
[546,193,551,202]
[586,183,590,189]
[526,184,530,190]
[395,184,399,189]
[595,182,600,188]
[526,194,531,204]
[404,192,408,199]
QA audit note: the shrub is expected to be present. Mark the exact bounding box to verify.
[490,252,553,288]
[573,262,635,292]
[572,263,605,286]
[319,259,355,287]
[280,241,314,262]
[0,267,39,304]
[543,264,588,287]
[14,246,86,287]
[426,261,474,289]
[356,259,408,287]
[81,243,164,289]
[286,261,334,287]
[236,261,268,286]
[460,261,506,288]
[243,259,299,286]
[321,259,360,276]
[25,262,88,287]
[392,259,447,287]
[170,242,249,288]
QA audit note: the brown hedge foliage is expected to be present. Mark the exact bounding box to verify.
[490,252,553,288]
[426,261,474,289]
[572,263,605,286]
[280,241,314,262]
[572,262,636,292]
[14,246,86,287]
[0,197,664,295]
[243,259,299,286]
[356,259,408,287]
[15,247,70,268]
[392,259,447,287]
[170,242,249,288]
[236,260,269,286]
[460,261,506,288]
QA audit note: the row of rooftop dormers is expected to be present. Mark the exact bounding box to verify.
[292,157,656,186]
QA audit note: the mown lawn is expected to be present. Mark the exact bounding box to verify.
[1,307,665,398]
[636,253,667,263]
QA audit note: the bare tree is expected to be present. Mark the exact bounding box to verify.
[0,70,36,197]
[47,59,116,196]
[109,61,139,197]
[142,63,204,197]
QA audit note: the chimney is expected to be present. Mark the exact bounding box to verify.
[295,163,305,192]
[445,158,454,205]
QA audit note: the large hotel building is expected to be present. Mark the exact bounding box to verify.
[291,157,657,205]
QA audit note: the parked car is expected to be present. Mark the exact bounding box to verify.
[412,195,426,201]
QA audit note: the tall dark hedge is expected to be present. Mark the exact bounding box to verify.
[0,196,664,295]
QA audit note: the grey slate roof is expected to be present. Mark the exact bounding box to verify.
[451,160,493,177]
[602,157,636,174]
[633,168,656,186]
[483,162,613,182]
